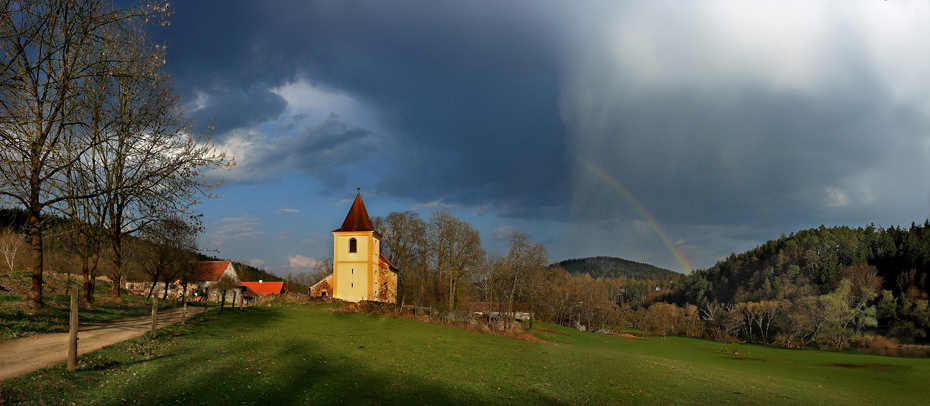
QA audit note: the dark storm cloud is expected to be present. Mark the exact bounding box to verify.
[153,1,571,218]
[191,86,288,136]
[225,114,375,185]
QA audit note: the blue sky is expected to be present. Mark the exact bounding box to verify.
[152,1,930,276]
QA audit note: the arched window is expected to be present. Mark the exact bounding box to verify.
[349,238,357,253]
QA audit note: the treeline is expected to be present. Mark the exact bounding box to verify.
[370,211,674,332]
[653,222,930,349]
[378,212,930,351]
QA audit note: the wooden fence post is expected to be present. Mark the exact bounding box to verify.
[67,282,79,371]
[151,297,158,339]
[182,293,187,324]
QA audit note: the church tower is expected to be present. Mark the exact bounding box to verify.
[330,190,396,302]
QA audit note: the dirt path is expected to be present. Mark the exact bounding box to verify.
[0,306,213,382]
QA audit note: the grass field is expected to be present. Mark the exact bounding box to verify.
[2,301,927,405]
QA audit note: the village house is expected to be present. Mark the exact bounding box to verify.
[189,260,241,303]
[123,261,241,302]
[309,190,399,303]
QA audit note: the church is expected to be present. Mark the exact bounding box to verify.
[309,190,399,303]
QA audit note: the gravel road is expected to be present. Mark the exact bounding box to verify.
[0,306,211,382]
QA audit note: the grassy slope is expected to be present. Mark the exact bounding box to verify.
[0,271,184,341]
[3,303,927,405]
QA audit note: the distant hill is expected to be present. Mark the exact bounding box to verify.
[554,256,680,280]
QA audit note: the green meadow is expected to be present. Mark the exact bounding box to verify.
[0,271,185,341]
[2,302,927,405]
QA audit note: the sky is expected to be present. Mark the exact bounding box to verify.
[149,0,930,276]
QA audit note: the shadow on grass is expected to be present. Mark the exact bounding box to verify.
[120,307,567,405]
[1,306,569,405]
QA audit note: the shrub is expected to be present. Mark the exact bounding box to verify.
[849,334,898,356]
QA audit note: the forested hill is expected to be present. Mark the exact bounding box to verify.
[673,222,930,306]
[555,256,680,280]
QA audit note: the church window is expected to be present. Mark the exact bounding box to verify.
[349,238,357,253]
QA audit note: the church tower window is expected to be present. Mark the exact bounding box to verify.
[349,238,357,253]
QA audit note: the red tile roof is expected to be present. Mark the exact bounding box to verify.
[379,253,398,272]
[191,261,232,282]
[241,285,258,298]
[334,191,373,232]
[240,281,286,296]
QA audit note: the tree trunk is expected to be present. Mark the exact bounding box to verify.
[80,232,91,303]
[86,242,100,302]
[82,263,91,303]
[109,227,122,299]
[528,303,535,330]
[448,277,456,311]
[507,274,519,328]
[146,267,162,299]
[27,202,43,306]
[182,284,188,324]
[203,287,209,315]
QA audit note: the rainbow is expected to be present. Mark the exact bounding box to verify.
[583,159,693,274]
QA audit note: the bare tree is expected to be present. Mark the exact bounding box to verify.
[94,21,231,301]
[0,0,170,306]
[473,252,503,305]
[701,301,741,344]
[284,257,332,293]
[642,302,683,338]
[502,231,547,324]
[136,215,198,299]
[308,257,332,286]
[373,211,426,307]
[0,227,23,272]
[215,274,239,313]
[425,211,484,311]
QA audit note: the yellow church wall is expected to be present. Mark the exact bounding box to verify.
[333,261,369,302]
[331,231,381,302]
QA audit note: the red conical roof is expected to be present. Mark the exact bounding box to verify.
[335,191,373,232]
